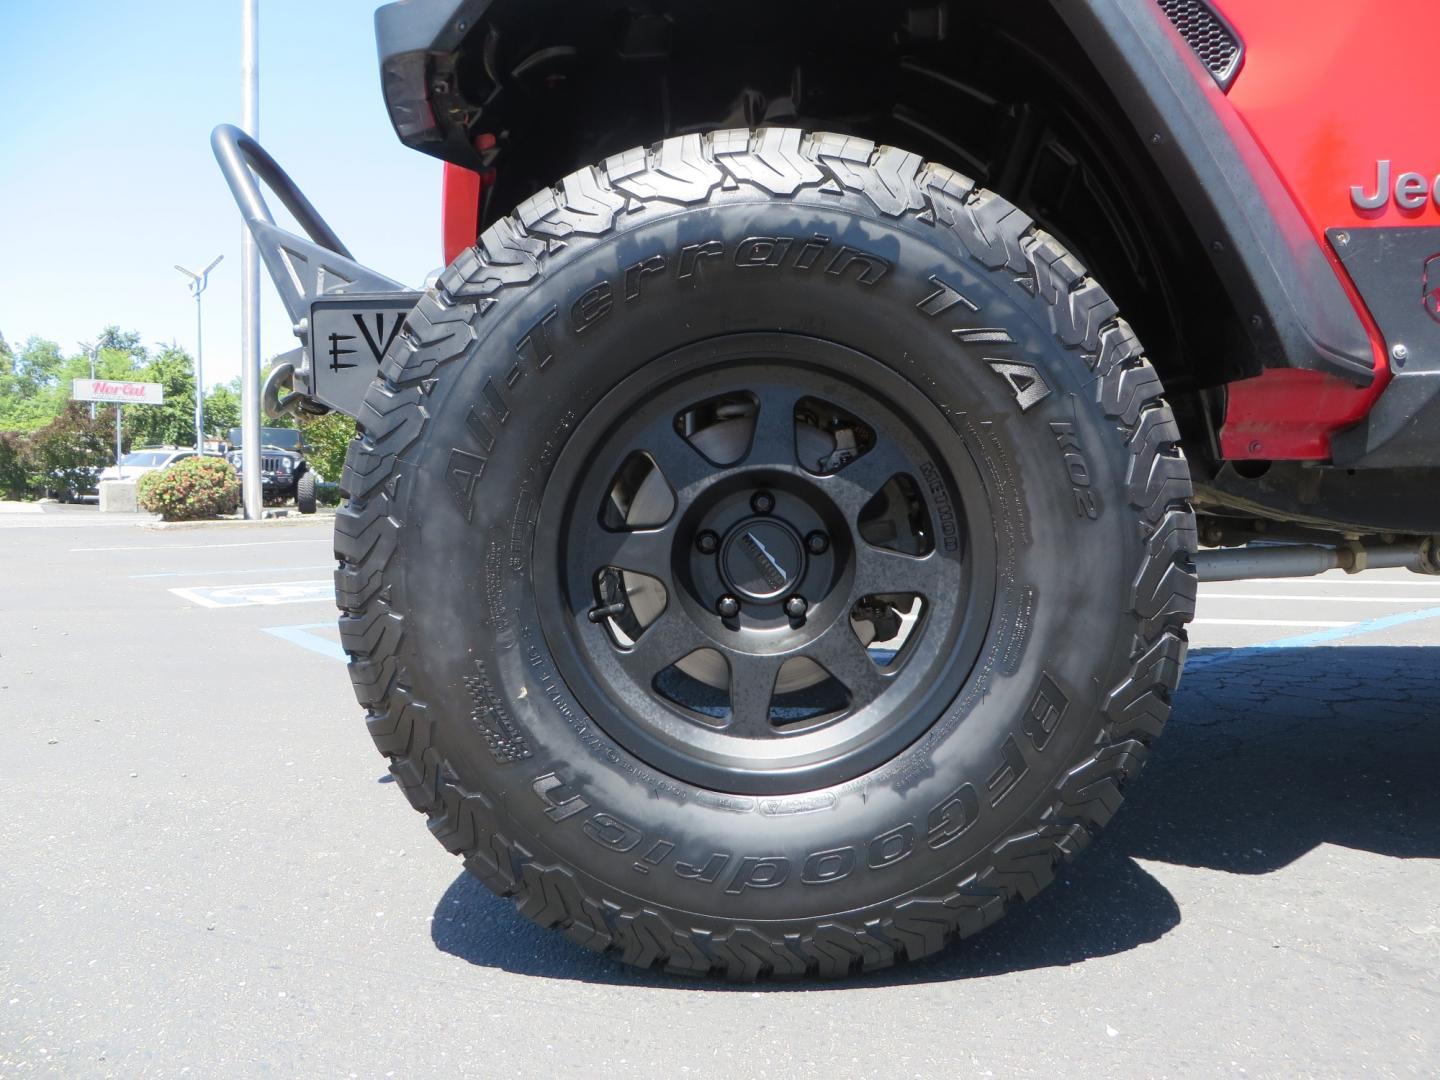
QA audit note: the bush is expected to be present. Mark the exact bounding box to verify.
[300,411,355,486]
[138,456,240,521]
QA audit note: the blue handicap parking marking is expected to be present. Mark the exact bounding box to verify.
[170,579,334,609]
[262,622,347,662]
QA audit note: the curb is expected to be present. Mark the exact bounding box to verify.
[141,509,337,532]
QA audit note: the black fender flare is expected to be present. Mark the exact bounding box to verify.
[374,0,1376,385]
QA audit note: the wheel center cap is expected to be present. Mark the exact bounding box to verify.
[719,519,804,602]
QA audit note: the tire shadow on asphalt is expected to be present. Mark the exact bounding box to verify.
[1113,644,1440,874]
[428,645,1437,986]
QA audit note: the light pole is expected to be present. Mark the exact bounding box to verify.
[175,256,224,451]
[79,341,97,419]
[239,0,262,518]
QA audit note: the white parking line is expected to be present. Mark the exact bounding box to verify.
[1193,618,1353,628]
[73,538,330,553]
[1188,603,1440,670]
[1201,593,1439,604]
[1236,576,1440,588]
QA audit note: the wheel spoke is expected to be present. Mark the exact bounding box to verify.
[817,436,913,516]
[582,521,677,578]
[614,606,707,685]
[726,653,785,737]
[855,547,951,598]
[807,620,888,708]
[624,414,716,495]
[745,390,799,468]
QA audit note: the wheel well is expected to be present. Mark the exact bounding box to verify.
[453,0,1255,454]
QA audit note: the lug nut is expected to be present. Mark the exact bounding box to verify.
[696,530,719,555]
[717,595,741,619]
[806,531,829,555]
[751,491,775,514]
[784,596,808,620]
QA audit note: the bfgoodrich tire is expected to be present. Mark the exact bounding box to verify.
[336,129,1196,979]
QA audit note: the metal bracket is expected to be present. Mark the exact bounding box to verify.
[1328,225,1440,468]
[211,124,416,418]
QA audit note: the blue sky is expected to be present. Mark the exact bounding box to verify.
[0,1,441,388]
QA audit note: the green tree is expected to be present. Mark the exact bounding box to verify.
[0,338,67,432]
[299,411,355,483]
[125,344,197,447]
[0,334,19,425]
[13,337,64,395]
[87,345,145,381]
[95,326,146,363]
[204,378,242,437]
[0,432,31,499]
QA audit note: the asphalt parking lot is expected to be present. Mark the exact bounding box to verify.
[3,503,1437,1078]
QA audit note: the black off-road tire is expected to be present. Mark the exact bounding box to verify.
[335,129,1196,979]
[296,470,316,515]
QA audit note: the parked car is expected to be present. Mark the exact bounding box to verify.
[97,447,201,485]
[225,427,316,514]
[45,469,100,503]
[216,0,1440,979]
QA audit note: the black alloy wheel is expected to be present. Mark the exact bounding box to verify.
[536,339,994,794]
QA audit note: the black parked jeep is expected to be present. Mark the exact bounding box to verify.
[225,427,317,514]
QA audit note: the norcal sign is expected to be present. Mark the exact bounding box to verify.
[71,379,164,405]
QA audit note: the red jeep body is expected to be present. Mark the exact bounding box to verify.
[379,0,1438,543]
